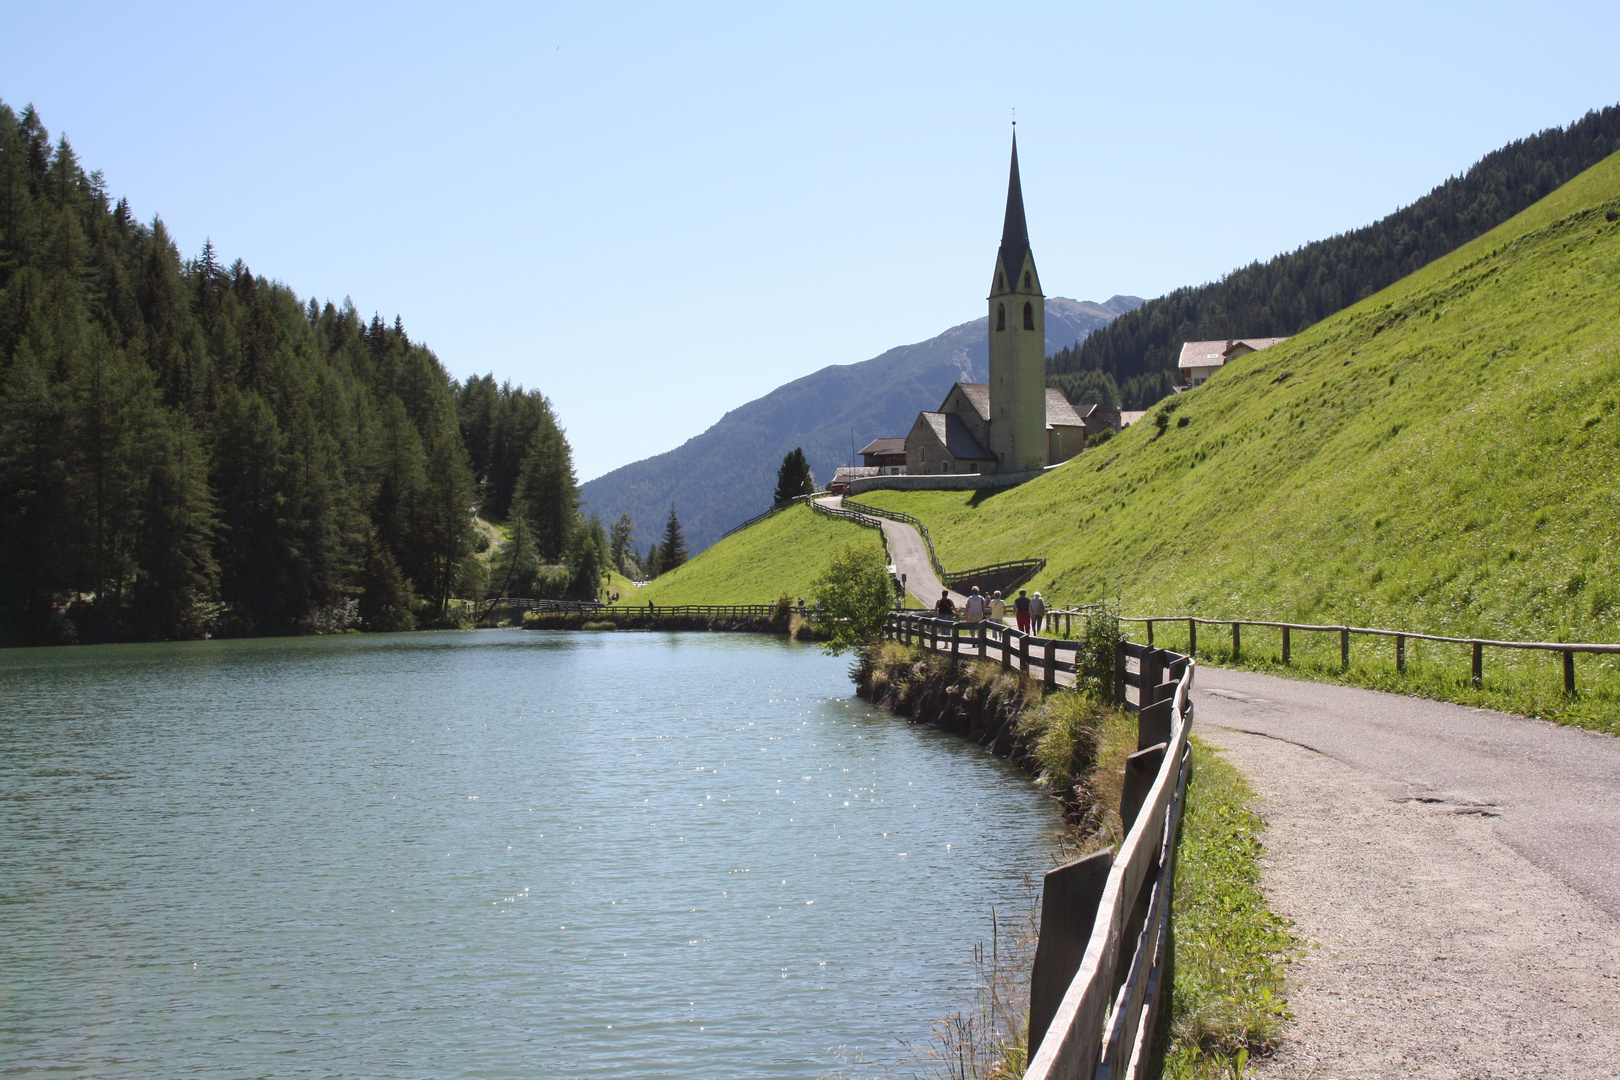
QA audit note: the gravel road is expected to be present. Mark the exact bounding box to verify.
[1194,667,1620,1079]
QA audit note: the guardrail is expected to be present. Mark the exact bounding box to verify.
[839,498,1047,595]
[880,611,1194,1079]
[808,497,898,568]
[1125,614,1620,695]
[719,490,831,539]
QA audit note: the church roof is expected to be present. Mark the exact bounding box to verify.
[919,412,994,460]
[997,132,1031,286]
[944,382,991,421]
[1045,388,1085,428]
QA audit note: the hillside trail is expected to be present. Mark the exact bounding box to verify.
[814,496,966,609]
[1193,666,1620,1079]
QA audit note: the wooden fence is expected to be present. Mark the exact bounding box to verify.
[880,612,1194,1079]
[719,490,829,539]
[837,498,1047,596]
[884,611,1082,688]
[1126,614,1620,696]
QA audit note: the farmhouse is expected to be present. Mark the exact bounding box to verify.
[1178,337,1290,387]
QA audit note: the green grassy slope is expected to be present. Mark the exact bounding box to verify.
[859,152,1620,722]
[618,504,885,606]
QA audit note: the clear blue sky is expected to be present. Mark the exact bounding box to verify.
[4,2,1615,480]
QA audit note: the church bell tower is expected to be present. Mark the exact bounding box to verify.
[987,130,1046,472]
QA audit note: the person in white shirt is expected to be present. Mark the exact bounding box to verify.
[964,586,985,623]
[988,590,1007,624]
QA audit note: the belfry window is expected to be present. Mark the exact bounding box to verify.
[1023,302,1034,330]
[996,303,1005,331]
[996,272,1004,292]
[1023,271,1030,289]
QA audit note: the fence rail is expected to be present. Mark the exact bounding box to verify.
[839,498,1047,596]
[1125,614,1619,695]
[879,612,1194,1080]
[719,490,830,539]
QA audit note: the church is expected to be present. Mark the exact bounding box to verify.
[896,133,1089,476]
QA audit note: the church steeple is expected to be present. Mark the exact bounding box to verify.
[997,132,1030,290]
[986,127,1046,473]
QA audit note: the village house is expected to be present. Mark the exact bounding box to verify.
[1178,337,1290,387]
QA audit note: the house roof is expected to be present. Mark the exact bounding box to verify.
[859,437,906,457]
[918,412,994,460]
[1177,337,1290,371]
[1045,388,1085,428]
[944,382,991,421]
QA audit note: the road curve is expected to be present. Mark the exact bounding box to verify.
[1193,667,1620,1078]
[814,496,966,609]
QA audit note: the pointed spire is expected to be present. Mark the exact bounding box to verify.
[997,130,1030,289]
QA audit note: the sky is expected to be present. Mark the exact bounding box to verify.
[3,1,1616,480]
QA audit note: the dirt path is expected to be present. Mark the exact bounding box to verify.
[1194,669,1620,1079]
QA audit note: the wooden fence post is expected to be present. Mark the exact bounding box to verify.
[1021,632,1030,675]
[1395,633,1405,673]
[1146,619,1154,646]
[1564,649,1576,696]
[1231,622,1241,662]
[1471,641,1483,687]
[979,623,987,660]
[952,623,961,660]
[1188,619,1197,656]
[1114,640,1128,707]
[1282,626,1291,665]
[1002,627,1013,672]
[1044,639,1056,690]
[1340,628,1350,669]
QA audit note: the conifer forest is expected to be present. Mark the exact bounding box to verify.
[0,100,591,646]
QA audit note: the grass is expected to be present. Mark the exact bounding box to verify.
[854,150,1620,733]
[1161,738,1297,1078]
[624,503,885,606]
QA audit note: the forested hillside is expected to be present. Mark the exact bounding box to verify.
[0,100,585,646]
[1050,105,1620,409]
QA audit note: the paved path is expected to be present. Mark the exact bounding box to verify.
[815,496,966,609]
[1193,667,1620,1078]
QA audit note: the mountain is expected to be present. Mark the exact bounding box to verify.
[580,295,1143,554]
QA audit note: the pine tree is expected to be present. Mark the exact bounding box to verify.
[773,447,816,506]
[657,504,688,573]
[609,513,638,576]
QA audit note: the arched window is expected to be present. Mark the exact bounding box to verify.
[1023,271,1031,289]
[996,303,1005,331]
[1023,302,1034,330]
[941,461,952,474]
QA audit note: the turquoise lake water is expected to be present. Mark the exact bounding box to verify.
[0,629,1061,1078]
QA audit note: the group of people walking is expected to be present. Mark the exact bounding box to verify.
[935,585,1046,633]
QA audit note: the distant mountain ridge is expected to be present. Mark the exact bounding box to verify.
[581,295,1143,554]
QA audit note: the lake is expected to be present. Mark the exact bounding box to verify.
[0,629,1061,1078]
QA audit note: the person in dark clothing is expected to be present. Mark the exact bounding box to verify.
[1014,589,1032,632]
[935,590,957,619]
